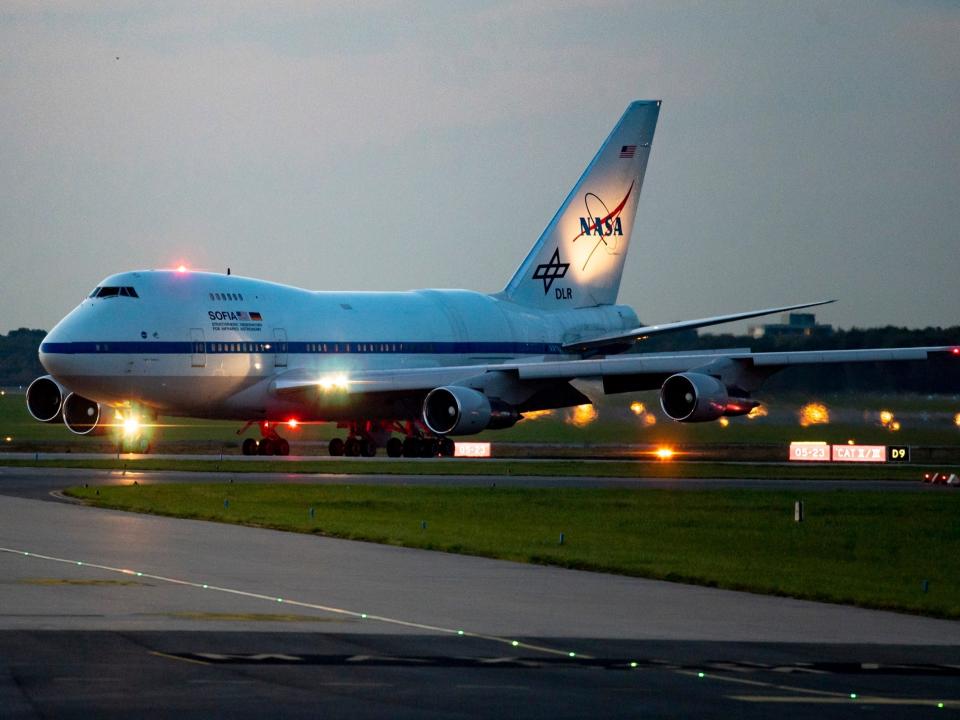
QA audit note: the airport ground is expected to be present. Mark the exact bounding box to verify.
[1,391,958,717]
[0,466,958,717]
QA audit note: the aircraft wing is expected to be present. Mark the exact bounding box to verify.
[272,345,958,397]
[561,300,836,353]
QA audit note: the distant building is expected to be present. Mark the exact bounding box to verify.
[748,313,833,339]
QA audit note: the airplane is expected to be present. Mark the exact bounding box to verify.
[25,100,958,457]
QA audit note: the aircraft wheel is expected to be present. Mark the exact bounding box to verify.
[258,438,275,456]
[276,438,290,456]
[242,438,258,456]
[439,437,455,457]
[344,437,361,457]
[402,437,420,458]
[328,438,344,457]
[360,438,376,457]
[420,439,439,458]
[386,437,403,458]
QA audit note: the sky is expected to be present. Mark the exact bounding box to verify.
[1,1,958,335]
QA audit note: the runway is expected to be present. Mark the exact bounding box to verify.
[0,468,957,717]
[0,464,938,499]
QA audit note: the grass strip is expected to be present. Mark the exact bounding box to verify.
[66,483,960,619]
[0,457,932,480]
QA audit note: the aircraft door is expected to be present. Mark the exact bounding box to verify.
[273,328,288,368]
[190,328,206,368]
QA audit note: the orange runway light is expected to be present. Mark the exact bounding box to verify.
[566,404,598,427]
[522,409,553,420]
[798,402,830,427]
[655,447,674,461]
[746,404,767,420]
[629,401,645,416]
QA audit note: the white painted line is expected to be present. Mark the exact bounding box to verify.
[0,545,585,659]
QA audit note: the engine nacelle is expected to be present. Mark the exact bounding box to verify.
[62,392,104,435]
[26,375,66,423]
[422,386,519,436]
[659,373,759,423]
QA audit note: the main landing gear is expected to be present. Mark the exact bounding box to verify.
[240,421,290,456]
[326,421,456,459]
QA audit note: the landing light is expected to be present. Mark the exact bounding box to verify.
[177,264,188,273]
[287,419,299,429]
[317,373,349,391]
[122,417,141,437]
[655,447,674,461]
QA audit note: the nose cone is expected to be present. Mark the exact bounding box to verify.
[38,311,78,378]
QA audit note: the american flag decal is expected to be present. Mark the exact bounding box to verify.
[619,145,637,158]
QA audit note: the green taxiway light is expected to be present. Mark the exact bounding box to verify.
[457,630,464,636]
[511,641,519,647]
[697,672,705,678]
[850,693,857,699]
[629,662,638,669]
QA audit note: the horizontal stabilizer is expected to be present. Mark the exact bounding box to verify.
[562,300,836,353]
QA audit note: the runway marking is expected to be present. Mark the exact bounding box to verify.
[150,651,210,666]
[147,611,348,623]
[0,545,586,660]
[678,670,955,708]
[729,695,957,707]
[20,577,149,587]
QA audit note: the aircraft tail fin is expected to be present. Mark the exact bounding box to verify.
[500,100,660,309]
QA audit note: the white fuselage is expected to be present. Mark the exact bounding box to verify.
[40,270,638,420]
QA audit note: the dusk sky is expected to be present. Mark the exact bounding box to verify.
[2,2,957,335]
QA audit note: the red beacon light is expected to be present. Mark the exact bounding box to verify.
[287,419,299,429]
[950,347,960,356]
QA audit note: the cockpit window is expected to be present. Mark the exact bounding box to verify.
[91,286,138,299]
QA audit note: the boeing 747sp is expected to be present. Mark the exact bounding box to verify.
[26,101,958,456]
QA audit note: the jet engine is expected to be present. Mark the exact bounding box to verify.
[26,375,66,423]
[62,392,104,435]
[659,373,759,422]
[422,386,520,436]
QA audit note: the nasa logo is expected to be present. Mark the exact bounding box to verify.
[572,181,635,270]
[579,216,623,237]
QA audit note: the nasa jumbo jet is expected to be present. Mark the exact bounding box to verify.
[26,100,957,456]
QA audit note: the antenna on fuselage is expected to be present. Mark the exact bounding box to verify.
[227,267,231,275]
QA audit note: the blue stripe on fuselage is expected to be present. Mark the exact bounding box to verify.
[40,341,565,355]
